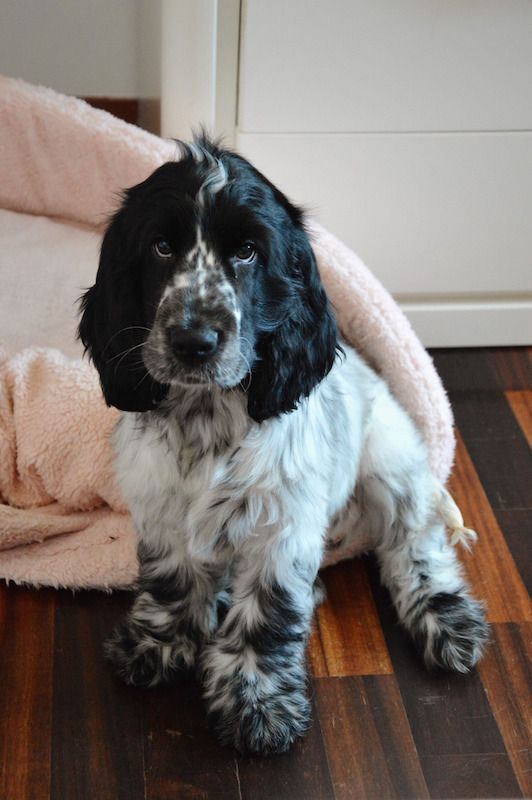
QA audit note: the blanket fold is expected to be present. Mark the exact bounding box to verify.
[0,348,122,512]
[0,348,137,588]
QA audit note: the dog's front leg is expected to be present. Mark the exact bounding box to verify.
[202,528,321,755]
[106,542,223,687]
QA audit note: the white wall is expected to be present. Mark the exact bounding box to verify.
[0,0,139,97]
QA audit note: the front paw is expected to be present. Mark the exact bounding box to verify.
[412,592,489,673]
[105,621,196,687]
[204,661,311,754]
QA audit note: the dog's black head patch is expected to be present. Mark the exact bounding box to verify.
[78,136,338,420]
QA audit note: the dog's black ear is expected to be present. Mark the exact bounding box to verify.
[78,209,169,411]
[247,229,338,422]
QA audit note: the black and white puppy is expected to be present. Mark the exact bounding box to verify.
[79,136,488,755]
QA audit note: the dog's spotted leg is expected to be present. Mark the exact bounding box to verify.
[361,472,488,673]
[201,531,322,755]
[358,388,489,673]
[375,506,489,673]
[376,508,489,673]
[106,543,223,687]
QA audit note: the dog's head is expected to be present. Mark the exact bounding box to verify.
[78,136,338,421]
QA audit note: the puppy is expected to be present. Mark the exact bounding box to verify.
[79,136,488,755]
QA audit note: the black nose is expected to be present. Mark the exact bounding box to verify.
[170,327,220,362]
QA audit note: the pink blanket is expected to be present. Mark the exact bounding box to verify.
[0,348,138,588]
[0,77,454,589]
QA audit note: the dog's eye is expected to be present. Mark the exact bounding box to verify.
[234,242,256,263]
[153,239,173,259]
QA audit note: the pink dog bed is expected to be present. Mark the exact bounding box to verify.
[0,77,454,589]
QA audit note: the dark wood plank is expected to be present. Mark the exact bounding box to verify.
[457,427,532,511]
[491,347,532,391]
[431,349,501,394]
[143,680,241,800]
[83,97,139,125]
[365,555,523,799]
[51,590,145,800]
[506,389,532,445]
[315,675,429,800]
[419,753,523,799]
[494,509,532,594]
[448,389,521,441]
[432,350,532,511]
[478,623,532,798]
[430,347,531,394]
[362,675,430,800]
[315,559,393,676]
[237,689,335,800]
[0,585,55,800]
[447,432,531,622]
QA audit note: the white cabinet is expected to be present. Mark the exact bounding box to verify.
[154,0,532,346]
[235,0,532,346]
[238,0,532,133]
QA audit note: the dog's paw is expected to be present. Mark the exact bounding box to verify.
[207,677,311,755]
[105,622,196,687]
[203,656,311,755]
[413,592,489,673]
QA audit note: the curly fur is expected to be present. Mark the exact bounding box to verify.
[79,136,488,755]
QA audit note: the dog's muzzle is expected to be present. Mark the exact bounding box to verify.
[169,326,222,365]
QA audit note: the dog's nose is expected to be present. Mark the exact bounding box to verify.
[170,327,220,362]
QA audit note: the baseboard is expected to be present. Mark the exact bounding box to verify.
[397,297,532,347]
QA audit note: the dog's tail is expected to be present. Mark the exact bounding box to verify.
[434,481,478,551]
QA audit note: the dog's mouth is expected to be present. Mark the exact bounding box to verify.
[142,342,218,387]
[168,361,220,388]
[142,331,252,391]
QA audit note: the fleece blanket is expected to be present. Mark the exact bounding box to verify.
[0,76,455,589]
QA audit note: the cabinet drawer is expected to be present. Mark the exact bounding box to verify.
[237,131,532,296]
[239,0,532,133]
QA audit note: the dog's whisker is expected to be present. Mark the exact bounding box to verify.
[110,342,146,374]
[133,369,152,392]
[106,341,145,365]
[102,326,151,356]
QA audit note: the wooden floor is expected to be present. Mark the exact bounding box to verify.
[0,347,530,800]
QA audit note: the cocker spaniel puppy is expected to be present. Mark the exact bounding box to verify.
[79,136,488,755]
